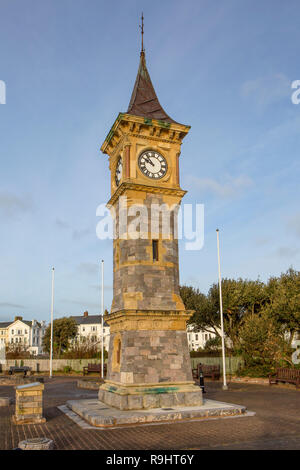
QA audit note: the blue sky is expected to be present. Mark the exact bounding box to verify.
[0,0,299,322]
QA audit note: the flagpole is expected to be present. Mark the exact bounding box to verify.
[216,229,228,390]
[49,267,55,379]
[101,260,104,379]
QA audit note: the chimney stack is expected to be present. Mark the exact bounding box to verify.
[14,316,22,321]
[83,311,88,317]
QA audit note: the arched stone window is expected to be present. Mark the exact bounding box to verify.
[112,333,122,372]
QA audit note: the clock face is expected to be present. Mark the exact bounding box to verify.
[115,157,122,186]
[138,150,167,179]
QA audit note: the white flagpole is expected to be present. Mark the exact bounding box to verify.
[216,229,228,390]
[49,267,55,379]
[101,260,104,379]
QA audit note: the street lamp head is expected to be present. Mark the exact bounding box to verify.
[216,228,219,232]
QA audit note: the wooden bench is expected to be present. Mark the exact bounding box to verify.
[192,364,220,381]
[269,368,300,389]
[9,366,31,377]
[83,363,107,376]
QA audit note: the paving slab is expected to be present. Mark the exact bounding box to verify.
[65,398,248,428]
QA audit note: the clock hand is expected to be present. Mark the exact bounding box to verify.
[145,156,155,167]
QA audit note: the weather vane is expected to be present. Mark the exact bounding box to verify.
[139,12,145,54]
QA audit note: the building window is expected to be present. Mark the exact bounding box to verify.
[152,240,158,261]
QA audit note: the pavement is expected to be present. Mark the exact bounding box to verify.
[0,376,299,450]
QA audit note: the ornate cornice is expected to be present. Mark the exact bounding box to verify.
[107,181,187,207]
[101,113,190,156]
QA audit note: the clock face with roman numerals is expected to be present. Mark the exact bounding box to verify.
[138,150,168,179]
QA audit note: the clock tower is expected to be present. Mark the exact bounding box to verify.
[98,33,203,410]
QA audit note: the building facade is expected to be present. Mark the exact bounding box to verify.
[0,316,46,355]
[186,324,217,351]
[71,311,110,351]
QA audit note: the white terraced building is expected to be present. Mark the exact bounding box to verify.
[71,311,110,351]
[0,316,46,355]
[186,324,217,351]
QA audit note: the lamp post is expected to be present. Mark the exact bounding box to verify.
[216,229,228,390]
[101,260,104,379]
[49,267,55,379]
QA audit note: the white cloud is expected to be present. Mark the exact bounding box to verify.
[55,218,69,229]
[0,192,33,217]
[255,237,270,247]
[241,73,291,110]
[72,228,91,240]
[276,246,298,258]
[60,299,99,309]
[189,175,253,198]
[0,302,25,308]
[287,213,300,238]
[89,284,113,291]
[77,262,98,276]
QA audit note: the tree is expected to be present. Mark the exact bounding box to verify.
[180,286,220,337]
[43,317,78,357]
[264,268,300,345]
[208,278,267,348]
[203,336,222,352]
[181,279,267,349]
[62,337,109,359]
[5,344,32,359]
[238,312,291,367]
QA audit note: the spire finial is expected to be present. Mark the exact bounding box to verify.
[139,12,145,55]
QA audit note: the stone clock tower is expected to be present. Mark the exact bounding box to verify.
[98,39,203,410]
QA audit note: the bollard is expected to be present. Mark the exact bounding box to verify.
[199,370,206,394]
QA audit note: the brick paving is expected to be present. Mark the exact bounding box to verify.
[0,377,299,450]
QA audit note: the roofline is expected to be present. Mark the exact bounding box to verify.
[100,113,191,155]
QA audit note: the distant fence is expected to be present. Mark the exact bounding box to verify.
[0,356,243,375]
[0,358,106,373]
[190,356,244,375]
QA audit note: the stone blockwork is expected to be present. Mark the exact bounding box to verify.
[107,329,192,385]
[98,387,203,411]
[14,382,46,425]
[111,192,184,313]
[99,324,203,410]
